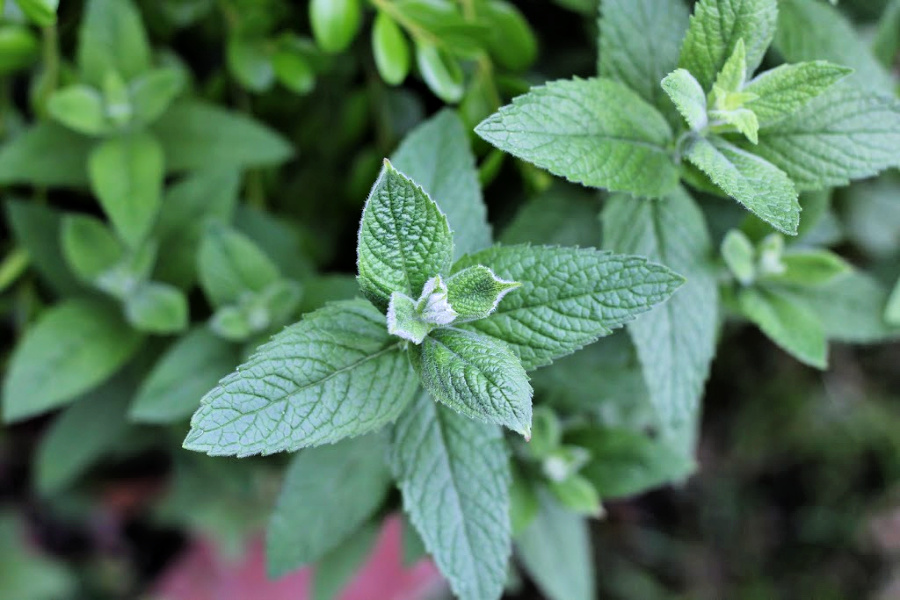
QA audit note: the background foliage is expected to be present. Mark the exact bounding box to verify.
[1,0,900,598]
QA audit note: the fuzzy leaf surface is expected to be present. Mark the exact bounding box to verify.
[389,392,510,600]
[475,78,678,198]
[744,61,851,126]
[453,245,684,370]
[686,136,799,234]
[409,327,532,436]
[357,161,453,311]
[183,300,418,456]
[603,188,717,445]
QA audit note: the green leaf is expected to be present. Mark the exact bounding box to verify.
[568,427,696,499]
[3,300,142,423]
[88,132,165,248]
[790,272,900,343]
[46,85,109,136]
[874,0,900,69]
[357,160,453,311]
[0,123,93,187]
[311,521,380,600]
[453,245,684,370]
[389,392,511,600]
[102,70,133,128]
[124,281,189,334]
[476,78,678,198]
[685,136,799,235]
[661,69,707,130]
[409,327,532,436]
[153,168,241,288]
[602,188,718,447]
[678,0,778,90]
[272,44,316,95]
[738,287,827,368]
[14,0,59,27]
[227,36,275,92]
[61,214,124,283]
[130,67,185,126]
[598,0,690,110]
[390,0,489,55]
[415,41,464,104]
[446,265,521,322]
[152,100,293,171]
[483,0,537,72]
[764,250,851,286]
[0,25,39,75]
[516,490,594,600]
[886,277,900,326]
[267,435,392,576]
[197,223,281,308]
[774,0,894,94]
[744,61,851,126]
[35,375,131,495]
[309,0,361,54]
[76,0,151,86]
[499,184,601,248]
[184,300,418,456]
[130,328,239,423]
[752,87,900,191]
[547,475,602,517]
[372,11,410,85]
[387,279,451,344]
[391,109,491,259]
[721,229,756,285]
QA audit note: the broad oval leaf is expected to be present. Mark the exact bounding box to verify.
[453,245,684,370]
[389,392,511,600]
[183,299,418,457]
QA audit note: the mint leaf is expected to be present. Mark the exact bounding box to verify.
[661,69,707,130]
[389,392,511,600]
[475,78,678,198]
[409,327,532,436]
[131,328,239,424]
[88,131,164,248]
[183,299,418,456]
[391,110,492,258]
[568,427,696,499]
[446,265,521,322]
[152,100,293,171]
[765,250,851,286]
[6,201,84,295]
[61,214,123,283]
[35,375,131,495]
[499,184,602,248]
[387,275,457,344]
[602,188,718,446]
[197,223,281,308]
[46,85,108,136]
[454,245,684,370]
[357,160,454,311]
[744,61,852,126]
[678,0,778,90]
[124,281,189,334]
[775,0,894,94]
[130,67,184,126]
[267,434,392,576]
[3,300,142,423]
[0,123,92,187]
[752,87,900,191]
[516,490,594,600]
[738,287,827,368]
[76,0,151,86]
[686,136,799,235]
[598,0,690,109]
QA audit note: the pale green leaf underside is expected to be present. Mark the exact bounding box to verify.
[183,300,419,457]
[389,392,511,600]
[744,61,851,126]
[410,327,532,435]
[752,87,900,191]
[357,161,454,311]
[686,136,799,234]
[453,245,684,370]
[391,110,492,258]
[267,435,392,576]
[602,188,718,445]
[475,77,678,198]
[598,0,690,109]
[3,300,142,423]
[678,0,778,90]
[661,69,707,130]
[739,287,827,369]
